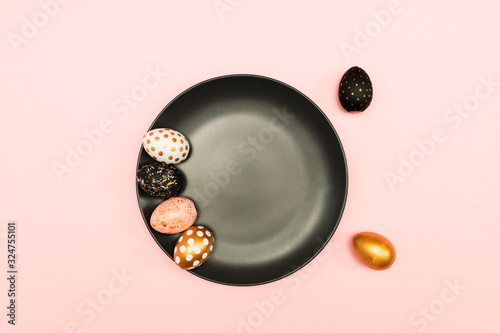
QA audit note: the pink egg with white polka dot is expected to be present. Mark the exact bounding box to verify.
[142,128,190,164]
[173,226,214,270]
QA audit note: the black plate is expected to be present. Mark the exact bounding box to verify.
[136,74,348,286]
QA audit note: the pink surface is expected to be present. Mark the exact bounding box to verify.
[1,0,499,332]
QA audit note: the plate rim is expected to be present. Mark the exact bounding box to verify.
[135,73,349,286]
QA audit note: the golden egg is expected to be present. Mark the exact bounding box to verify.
[352,232,396,270]
[173,226,214,270]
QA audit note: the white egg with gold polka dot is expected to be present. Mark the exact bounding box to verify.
[173,226,214,270]
[142,128,190,164]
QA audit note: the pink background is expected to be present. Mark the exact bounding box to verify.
[1,0,500,332]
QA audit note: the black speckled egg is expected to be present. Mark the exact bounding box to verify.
[338,66,373,112]
[136,163,185,199]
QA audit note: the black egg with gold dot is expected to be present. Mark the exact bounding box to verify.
[136,163,185,199]
[338,66,373,112]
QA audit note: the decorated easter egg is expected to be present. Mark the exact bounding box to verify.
[338,66,373,112]
[142,128,190,164]
[150,197,197,234]
[352,232,395,270]
[174,226,214,270]
[136,163,184,199]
